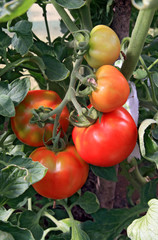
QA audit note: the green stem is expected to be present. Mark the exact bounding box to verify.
[42,211,69,233]
[60,200,79,240]
[0,57,31,77]
[28,198,32,211]
[51,0,79,33]
[121,8,155,80]
[43,55,84,119]
[41,4,51,44]
[139,56,158,106]
[148,58,158,71]
[120,158,147,190]
[79,0,93,31]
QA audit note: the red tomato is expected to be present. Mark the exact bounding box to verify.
[29,145,89,199]
[90,65,130,113]
[11,90,69,147]
[72,107,137,167]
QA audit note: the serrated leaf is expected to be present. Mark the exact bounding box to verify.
[55,0,85,9]
[0,221,35,240]
[8,77,30,105]
[42,55,69,81]
[10,20,33,55]
[76,192,99,214]
[19,211,43,240]
[0,94,15,117]
[0,154,47,186]
[0,230,14,240]
[91,165,117,182]
[0,207,14,221]
[0,165,29,199]
[127,198,158,240]
[0,0,36,23]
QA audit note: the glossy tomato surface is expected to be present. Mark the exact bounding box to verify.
[29,145,89,199]
[90,65,130,112]
[72,107,137,167]
[84,25,120,69]
[11,90,69,147]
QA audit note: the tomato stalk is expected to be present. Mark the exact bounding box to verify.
[60,200,86,240]
[120,158,148,190]
[139,56,158,107]
[79,0,93,31]
[51,0,79,33]
[39,2,51,45]
[121,8,156,80]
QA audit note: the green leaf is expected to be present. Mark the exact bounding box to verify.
[133,68,147,79]
[0,154,47,186]
[8,77,30,105]
[10,20,33,55]
[82,179,158,240]
[0,165,29,199]
[0,94,15,117]
[0,221,35,240]
[42,55,70,81]
[19,211,43,240]
[0,230,14,240]
[91,165,117,182]
[76,192,100,214]
[55,0,85,9]
[0,28,11,55]
[7,187,36,209]
[0,207,14,221]
[152,72,158,87]
[138,119,158,166]
[0,0,36,23]
[127,198,158,240]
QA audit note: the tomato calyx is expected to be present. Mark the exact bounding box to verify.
[69,106,98,127]
[30,106,54,128]
[73,30,90,56]
[44,130,68,153]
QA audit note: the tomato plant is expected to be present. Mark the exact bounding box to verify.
[72,107,138,167]
[89,65,130,112]
[11,90,69,147]
[84,25,121,69]
[29,145,89,199]
[0,1,158,240]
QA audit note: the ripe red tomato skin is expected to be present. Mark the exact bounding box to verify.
[72,107,137,167]
[90,65,130,113]
[11,90,69,147]
[29,145,89,200]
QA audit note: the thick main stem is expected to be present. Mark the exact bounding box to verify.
[51,0,78,33]
[121,8,155,80]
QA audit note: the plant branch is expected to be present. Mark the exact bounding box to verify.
[41,4,51,44]
[51,0,79,33]
[79,0,93,31]
[121,8,155,80]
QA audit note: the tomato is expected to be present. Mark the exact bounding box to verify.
[29,145,89,199]
[84,25,120,69]
[90,65,130,112]
[11,90,69,147]
[72,107,137,167]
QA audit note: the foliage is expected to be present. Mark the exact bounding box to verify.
[0,0,158,240]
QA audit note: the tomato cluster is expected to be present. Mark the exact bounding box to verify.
[73,25,138,167]
[11,24,138,200]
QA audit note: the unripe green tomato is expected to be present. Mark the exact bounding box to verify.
[84,25,120,69]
